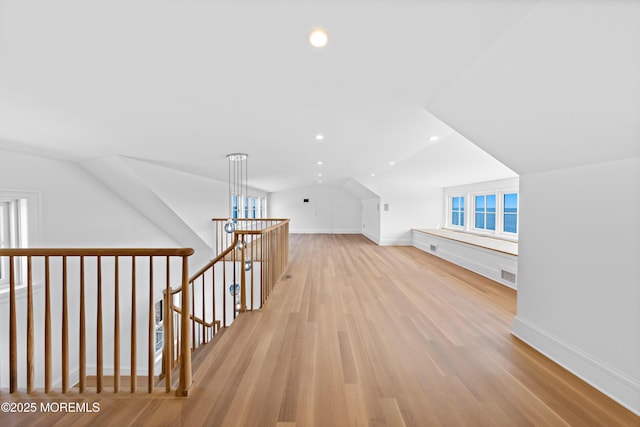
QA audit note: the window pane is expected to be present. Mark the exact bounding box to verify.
[475,213,484,229]
[459,197,464,212]
[504,193,518,213]
[232,195,238,219]
[452,197,459,210]
[460,213,464,227]
[452,212,458,226]
[486,195,496,213]
[475,195,484,211]
[486,213,496,230]
[504,213,517,233]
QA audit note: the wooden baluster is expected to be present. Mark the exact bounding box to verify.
[212,263,216,334]
[201,275,205,343]
[251,234,255,310]
[62,256,69,393]
[233,238,237,320]
[164,256,171,392]
[175,306,180,369]
[191,278,196,348]
[178,255,192,396]
[114,256,120,393]
[223,258,227,327]
[131,256,137,393]
[97,256,103,393]
[9,256,17,393]
[44,256,52,392]
[261,233,265,306]
[240,235,247,312]
[79,257,86,393]
[148,256,154,393]
[26,256,34,393]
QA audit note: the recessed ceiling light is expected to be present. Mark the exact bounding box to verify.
[315,134,324,140]
[317,161,323,165]
[429,136,440,141]
[370,173,376,177]
[318,179,323,183]
[318,173,323,177]
[309,28,329,48]
[389,161,396,166]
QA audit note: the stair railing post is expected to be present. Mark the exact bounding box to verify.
[177,254,192,396]
[240,234,247,312]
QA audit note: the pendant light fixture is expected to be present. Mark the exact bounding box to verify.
[225,153,248,234]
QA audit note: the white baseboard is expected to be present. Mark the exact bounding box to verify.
[379,238,412,246]
[290,228,361,234]
[512,316,640,416]
[361,230,380,244]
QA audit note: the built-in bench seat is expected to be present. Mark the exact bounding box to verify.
[412,228,518,289]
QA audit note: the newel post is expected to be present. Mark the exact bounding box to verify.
[177,255,192,396]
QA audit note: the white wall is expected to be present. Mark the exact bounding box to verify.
[269,186,361,234]
[512,157,640,415]
[361,198,381,243]
[0,149,181,389]
[379,187,442,245]
[119,157,267,250]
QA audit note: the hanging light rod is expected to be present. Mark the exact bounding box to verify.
[226,153,248,161]
[225,153,249,234]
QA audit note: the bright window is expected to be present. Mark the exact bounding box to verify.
[232,195,238,219]
[503,193,518,234]
[451,196,464,227]
[474,194,496,231]
[0,197,30,288]
[251,198,256,219]
[443,180,518,240]
[243,196,249,219]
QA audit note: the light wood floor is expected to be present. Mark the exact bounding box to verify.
[2,234,638,426]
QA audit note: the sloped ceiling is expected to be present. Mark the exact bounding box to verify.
[1,1,634,192]
[428,0,640,174]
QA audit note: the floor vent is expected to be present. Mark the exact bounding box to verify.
[501,270,516,284]
[429,244,437,252]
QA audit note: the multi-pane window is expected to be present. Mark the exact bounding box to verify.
[503,193,518,234]
[0,197,28,288]
[451,196,464,227]
[243,196,249,219]
[259,198,266,218]
[232,195,239,219]
[251,198,257,219]
[474,194,496,231]
[445,188,518,239]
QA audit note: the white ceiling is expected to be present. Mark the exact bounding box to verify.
[1,1,637,193]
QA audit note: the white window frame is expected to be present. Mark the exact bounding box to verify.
[443,179,519,241]
[502,192,519,235]
[472,192,498,234]
[0,191,38,291]
[448,195,466,230]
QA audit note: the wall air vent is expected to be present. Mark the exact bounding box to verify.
[501,270,516,284]
[430,244,437,252]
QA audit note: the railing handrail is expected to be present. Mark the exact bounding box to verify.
[0,248,194,257]
[0,247,193,396]
[236,219,290,235]
[186,235,239,286]
[210,218,289,221]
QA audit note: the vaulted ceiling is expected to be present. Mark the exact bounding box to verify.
[0,1,637,193]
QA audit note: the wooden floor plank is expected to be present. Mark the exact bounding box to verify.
[1,234,638,426]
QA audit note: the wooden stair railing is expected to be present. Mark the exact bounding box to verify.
[167,219,290,352]
[0,219,290,397]
[0,248,194,396]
